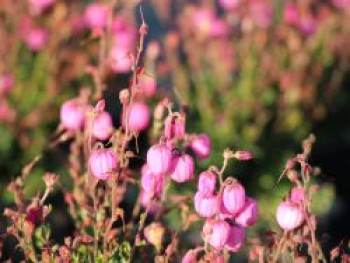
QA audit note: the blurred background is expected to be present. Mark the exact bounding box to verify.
[0,0,349,260]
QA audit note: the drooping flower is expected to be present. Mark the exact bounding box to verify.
[141,164,164,196]
[190,134,211,160]
[276,200,304,230]
[60,99,86,131]
[225,224,245,252]
[194,192,218,218]
[197,171,216,197]
[222,179,246,215]
[204,219,230,250]
[170,154,195,183]
[235,197,259,227]
[89,148,118,180]
[92,111,113,140]
[124,102,150,132]
[146,143,172,175]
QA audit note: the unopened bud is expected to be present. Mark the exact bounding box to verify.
[234,151,253,161]
[139,23,148,36]
[119,89,130,104]
[94,99,105,113]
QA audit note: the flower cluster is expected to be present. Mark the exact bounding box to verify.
[183,149,257,261]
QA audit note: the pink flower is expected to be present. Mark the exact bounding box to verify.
[235,197,259,227]
[139,75,157,98]
[84,4,108,34]
[164,114,186,141]
[111,18,137,49]
[283,3,299,26]
[60,99,86,131]
[109,47,132,73]
[23,26,48,51]
[190,134,211,160]
[276,200,304,230]
[170,154,195,183]
[225,225,245,252]
[0,74,14,97]
[299,15,317,36]
[28,0,55,15]
[194,192,218,217]
[204,219,230,250]
[124,102,150,132]
[182,250,197,263]
[290,187,305,204]
[222,180,246,215]
[89,148,118,180]
[147,143,172,175]
[219,0,240,11]
[92,111,114,140]
[197,171,216,197]
[141,164,164,196]
[210,19,229,38]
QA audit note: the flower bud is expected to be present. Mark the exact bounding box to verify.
[170,154,194,183]
[124,102,150,132]
[190,134,211,160]
[119,89,130,104]
[89,148,118,180]
[276,200,304,230]
[141,164,164,196]
[94,99,105,113]
[194,192,218,218]
[222,180,246,215]
[235,197,258,227]
[144,223,165,248]
[197,171,216,197]
[225,225,245,252]
[92,111,113,140]
[60,99,86,131]
[234,151,253,161]
[147,144,172,175]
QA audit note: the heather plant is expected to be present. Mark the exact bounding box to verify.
[0,0,350,262]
